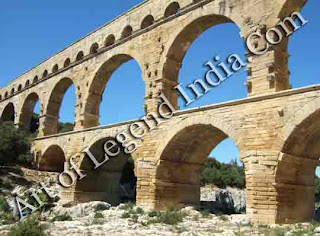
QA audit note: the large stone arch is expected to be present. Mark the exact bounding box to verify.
[150,115,243,209]
[82,54,144,128]
[274,97,320,223]
[155,115,243,159]
[1,102,16,123]
[275,96,320,151]
[42,77,76,136]
[38,144,65,172]
[18,92,41,132]
[159,8,245,107]
[162,14,241,82]
[74,137,136,205]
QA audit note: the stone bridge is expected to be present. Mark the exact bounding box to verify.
[0,0,316,224]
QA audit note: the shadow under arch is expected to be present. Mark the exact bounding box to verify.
[74,137,136,205]
[43,77,76,135]
[275,101,320,223]
[153,116,243,209]
[39,145,65,172]
[161,14,244,108]
[19,92,40,132]
[83,54,144,128]
[1,103,15,122]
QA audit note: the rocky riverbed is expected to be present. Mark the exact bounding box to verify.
[1,201,320,236]
[2,167,320,235]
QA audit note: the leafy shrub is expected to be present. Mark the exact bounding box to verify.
[91,212,105,225]
[147,209,187,225]
[201,158,245,189]
[9,215,45,236]
[57,122,74,133]
[199,209,211,218]
[28,113,73,136]
[28,191,50,209]
[0,122,33,166]
[0,196,10,212]
[121,204,145,223]
[127,207,144,215]
[0,212,16,225]
[119,202,134,211]
[131,214,139,223]
[157,210,186,225]
[29,113,39,135]
[135,207,144,215]
[148,211,158,218]
[121,212,130,218]
[16,154,33,166]
[94,212,104,219]
[0,178,13,189]
[0,196,16,225]
[219,215,228,221]
[51,214,72,222]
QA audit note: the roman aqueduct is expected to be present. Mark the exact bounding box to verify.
[0,0,317,224]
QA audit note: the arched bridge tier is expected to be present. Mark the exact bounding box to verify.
[30,85,320,224]
[0,0,307,136]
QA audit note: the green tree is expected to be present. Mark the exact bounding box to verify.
[29,113,39,134]
[57,122,74,133]
[0,121,33,166]
[201,157,245,189]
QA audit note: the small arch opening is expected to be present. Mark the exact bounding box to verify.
[18,84,22,92]
[42,70,48,78]
[141,15,155,29]
[164,2,180,18]
[33,76,39,84]
[90,43,99,54]
[76,51,84,61]
[64,58,71,68]
[11,88,15,95]
[25,80,30,88]
[105,35,115,47]
[52,64,59,73]
[121,26,133,39]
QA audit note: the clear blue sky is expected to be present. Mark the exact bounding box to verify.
[0,0,319,165]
